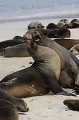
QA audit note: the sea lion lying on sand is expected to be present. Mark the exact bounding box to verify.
[0,99,19,120]
[25,28,71,38]
[0,30,79,97]
[54,39,79,50]
[28,21,44,30]
[2,38,79,57]
[63,99,79,111]
[3,43,30,57]
[0,89,29,112]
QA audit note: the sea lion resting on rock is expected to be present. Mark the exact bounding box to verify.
[0,30,79,97]
[63,99,79,111]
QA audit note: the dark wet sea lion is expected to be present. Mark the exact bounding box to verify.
[0,38,24,50]
[24,28,71,38]
[0,89,29,112]
[0,31,79,97]
[63,99,79,111]
[0,99,19,120]
[46,23,58,30]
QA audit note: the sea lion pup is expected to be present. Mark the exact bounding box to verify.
[0,32,78,97]
[28,21,44,30]
[63,99,79,111]
[0,99,19,120]
[0,90,29,112]
[3,43,30,57]
[70,44,79,55]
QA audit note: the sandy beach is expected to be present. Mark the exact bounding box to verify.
[0,18,79,120]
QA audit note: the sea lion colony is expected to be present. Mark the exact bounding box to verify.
[0,19,79,119]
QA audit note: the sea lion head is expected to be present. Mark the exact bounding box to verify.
[25,30,43,50]
[14,98,29,112]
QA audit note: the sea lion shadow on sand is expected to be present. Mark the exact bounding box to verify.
[0,30,79,98]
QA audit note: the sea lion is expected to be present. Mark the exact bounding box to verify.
[0,89,29,112]
[0,30,79,97]
[24,30,79,91]
[70,44,79,55]
[0,99,19,120]
[57,19,70,28]
[2,38,79,57]
[46,23,58,30]
[24,28,71,38]
[70,19,79,28]
[63,99,79,111]
[28,21,44,30]
[54,38,79,50]
[0,37,24,50]
[3,43,30,57]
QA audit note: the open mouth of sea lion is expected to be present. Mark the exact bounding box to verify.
[25,31,43,50]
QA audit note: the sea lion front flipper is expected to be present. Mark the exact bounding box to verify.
[57,90,76,96]
[44,76,76,96]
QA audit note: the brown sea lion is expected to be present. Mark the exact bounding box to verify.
[63,99,79,111]
[0,99,19,120]
[2,38,79,57]
[3,43,30,57]
[0,30,79,97]
[24,30,79,92]
[70,44,79,55]
[0,89,29,112]
[54,38,79,50]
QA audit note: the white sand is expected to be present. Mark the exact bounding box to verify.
[0,19,79,120]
